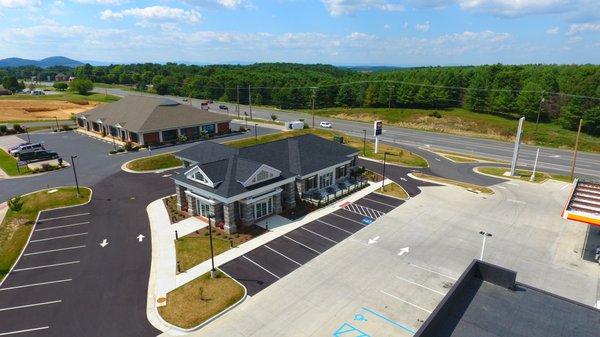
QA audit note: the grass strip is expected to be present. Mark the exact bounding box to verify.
[126,153,182,172]
[413,173,494,194]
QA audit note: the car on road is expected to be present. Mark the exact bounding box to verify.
[18,149,59,163]
[208,99,214,103]
[182,98,188,102]
[10,142,45,156]
[219,105,228,110]
[320,121,332,128]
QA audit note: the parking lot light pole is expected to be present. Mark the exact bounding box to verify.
[255,123,259,145]
[208,212,217,278]
[111,133,117,152]
[479,231,492,261]
[71,155,81,198]
[362,130,367,156]
[382,152,388,190]
[54,116,60,132]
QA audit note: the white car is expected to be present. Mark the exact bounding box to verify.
[320,121,332,128]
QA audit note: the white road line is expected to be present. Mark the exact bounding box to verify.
[13,261,79,272]
[380,290,432,314]
[29,232,88,243]
[316,219,353,235]
[0,327,50,336]
[408,263,458,280]
[0,279,72,291]
[35,221,89,231]
[330,212,367,226]
[242,256,281,279]
[362,197,397,208]
[506,182,519,186]
[561,184,571,190]
[496,185,506,189]
[282,235,322,254]
[395,275,446,296]
[507,199,526,204]
[38,213,90,222]
[24,245,86,256]
[0,300,61,312]
[301,227,338,244]
[264,245,302,266]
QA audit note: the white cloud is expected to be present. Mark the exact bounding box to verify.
[383,23,391,30]
[182,0,250,10]
[321,0,404,16]
[546,26,560,34]
[73,0,127,5]
[0,0,39,7]
[567,22,600,35]
[347,32,376,41]
[415,21,430,32]
[100,6,201,23]
[456,0,570,16]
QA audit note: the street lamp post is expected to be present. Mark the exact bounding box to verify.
[479,231,492,261]
[535,96,545,131]
[254,124,259,144]
[111,132,117,152]
[382,152,388,190]
[54,116,60,132]
[207,212,217,278]
[70,155,81,197]
[362,130,367,156]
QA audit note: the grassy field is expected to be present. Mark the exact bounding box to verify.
[306,107,600,153]
[0,92,120,103]
[477,166,573,183]
[0,187,91,281]
[376,182,409,199]
[158,270,245,329]
[226,128,428,167]
[176,235,232,272]
[413,173,494,194]
[126,153,182,172]
[0,149,30,176]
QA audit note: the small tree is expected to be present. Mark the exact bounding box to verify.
[70,79,94,95]
[28,83,36,91]
[8,195,24,212]
[13,123,22,132]
[53,82,68,91]
[270,114,278,122]
[0,124,7,135]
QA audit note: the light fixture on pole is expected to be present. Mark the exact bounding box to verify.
[70,155,81,198]
[479,231,492,261]
[362,129,367,156]
[207,212,217,278]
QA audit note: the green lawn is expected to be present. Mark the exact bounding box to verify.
[0,187,91,281]
[477,166,573,183]
[305,107,600,153]
[0,149,30,176]
[126,153,182,172]
[226,128,428,167]
[158,270,245,329]
[413,173,494,194]
[376,182,409,199]
[175,235,232,272]
[0,92,120,103]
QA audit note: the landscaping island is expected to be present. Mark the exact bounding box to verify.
[0,148,30,176]
[126,153,182,172]
[412,173,494,195]
[476,166,572,183]
[0,187,92,281]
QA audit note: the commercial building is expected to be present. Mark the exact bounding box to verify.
[171,134,360,233]
[76,96,231,146]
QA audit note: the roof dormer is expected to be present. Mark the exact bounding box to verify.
[185,165,220,188]
[240,164,281,187]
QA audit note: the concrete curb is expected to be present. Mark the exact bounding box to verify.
[472,166,552,185]
[0,186,93,289]
[358,155,429,169]
[121,152,182,174]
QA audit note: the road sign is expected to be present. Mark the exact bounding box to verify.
[374,120,383,136]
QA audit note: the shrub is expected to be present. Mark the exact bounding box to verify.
[177,134,188,143]
[429,111,443,118]
[7,195,24,212]
[124,141,133,151]
[61,124,72,131]
[116,148,125,153]
[69,78,94,95]
[109,150,117,154]
[0,124,7,135]
[13,123,22,133]
[41,163,52,171]
[303,122,310,129]
[270,114,278,122]
[53,82,68,91]
[101,130,106,137]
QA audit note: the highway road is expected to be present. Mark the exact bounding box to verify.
[97,88,600,179]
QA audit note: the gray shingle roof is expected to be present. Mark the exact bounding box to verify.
[78,96,230,133]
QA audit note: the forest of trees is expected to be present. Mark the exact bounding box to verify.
[1,63,599,135]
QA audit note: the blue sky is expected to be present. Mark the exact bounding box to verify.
[0,0,598,65]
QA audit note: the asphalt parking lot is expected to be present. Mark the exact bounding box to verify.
[220,192,404,296]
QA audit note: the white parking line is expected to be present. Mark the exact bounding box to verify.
[395,275,446,296]
[362,197,397,208]
[0,279,72,291]
[24,245,86,256]
[282,235,322,254]
[242,256,281,279]
[29,232,88,243]
[330,212,368,226]
[0,300,61,312]
[301,227,338,244]
[13,261,79,272]
[0,327,50,336]
[316,219,354,235]
[264,245,302,266]
[380,290,432,313]
[38,213,90,222]
[35,221,89,231]
[408,263,458,281]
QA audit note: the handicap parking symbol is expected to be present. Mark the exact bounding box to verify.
[362,218,373,225]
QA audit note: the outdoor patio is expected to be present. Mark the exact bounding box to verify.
[300,177,368,206]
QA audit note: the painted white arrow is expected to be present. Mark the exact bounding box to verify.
[400,177,407,181]
[398,247,410,256]
[368,236,380,245]
[99,239,108,248]
[137,234,145,242]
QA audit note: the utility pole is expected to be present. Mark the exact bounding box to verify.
[479,231,492,261]
[254,124,258,145]
[530,148,540,182]
[510,117,525,176]
[54,116,60,132]
[311,87,316,128]
[236,85,240,119]
[570,118,583,181]
[248,85,252,120]
[535,95,545,131]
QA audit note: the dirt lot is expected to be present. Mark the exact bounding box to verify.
[0,100,100,121]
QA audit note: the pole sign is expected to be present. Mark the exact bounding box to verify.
[374,120,383,136]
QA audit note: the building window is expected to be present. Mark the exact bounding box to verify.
[319,172,334,188]
[130,132,139,143]
[305,175,317,191]
[196,199,211,218]
[162,129,178,142]
[202,124,216,134]
[336,165,347,179]
[194,172,205,182]
[255,197,273,219]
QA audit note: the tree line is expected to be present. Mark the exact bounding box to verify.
[1,63,599,135]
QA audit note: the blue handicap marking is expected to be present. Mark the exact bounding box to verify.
[354,314,367,322]
[362,218,374,225]
[333,323,371,337]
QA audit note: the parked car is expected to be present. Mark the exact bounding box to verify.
[10,142,45,156]
[219,105,228,110]
[320,121,332,128]
[182,98,188,102]
[7,142,31,154]
[18,149,58,163]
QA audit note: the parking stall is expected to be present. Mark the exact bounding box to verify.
[220,192,404,296]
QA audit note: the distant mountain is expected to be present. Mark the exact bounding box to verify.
[0,56,83,68]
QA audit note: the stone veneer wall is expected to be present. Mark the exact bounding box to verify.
[223,202,237,234]
[285,182,296,209]
[175,185,188,211]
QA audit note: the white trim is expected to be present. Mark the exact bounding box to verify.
[240,164,282,187]
[184,190,218,205]
[184,165,219,188]
[241,188,282,204]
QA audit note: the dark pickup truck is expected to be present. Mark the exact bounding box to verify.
[18,150,59,163]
